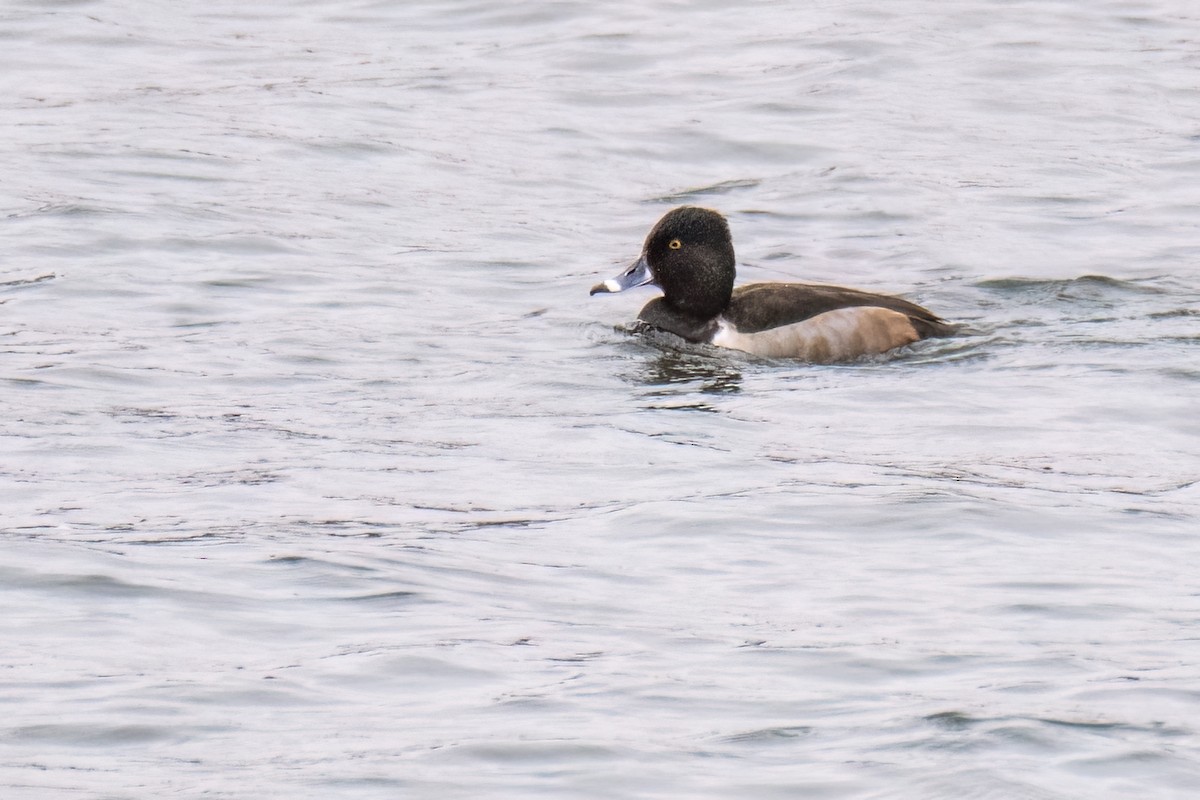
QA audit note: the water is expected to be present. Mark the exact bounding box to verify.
[3,1,1199,797]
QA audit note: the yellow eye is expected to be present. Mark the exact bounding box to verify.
[668,239,682,250]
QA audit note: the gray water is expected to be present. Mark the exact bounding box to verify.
[3,1,1200,797]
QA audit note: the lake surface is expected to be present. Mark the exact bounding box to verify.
[3,1,1199,797]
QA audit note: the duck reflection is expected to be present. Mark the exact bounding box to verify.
[627,333,744,407]
[642,349,742,392]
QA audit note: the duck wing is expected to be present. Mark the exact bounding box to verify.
[727,283,954,339]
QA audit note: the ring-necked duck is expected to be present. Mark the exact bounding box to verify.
[591,206,954,362]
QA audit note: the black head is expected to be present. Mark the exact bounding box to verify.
[642,206,736,319]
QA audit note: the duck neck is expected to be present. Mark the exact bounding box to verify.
[662,264,733,320]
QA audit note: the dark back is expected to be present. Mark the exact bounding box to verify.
[727,283,953,338]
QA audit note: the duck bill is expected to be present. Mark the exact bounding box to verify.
[590,255,654,295]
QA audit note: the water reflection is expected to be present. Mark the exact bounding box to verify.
[633,347,744,406]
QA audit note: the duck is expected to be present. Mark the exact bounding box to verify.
[590,206,954,362]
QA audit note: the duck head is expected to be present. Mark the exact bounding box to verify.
[591,206,736,320]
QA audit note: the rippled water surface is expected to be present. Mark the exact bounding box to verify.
[3,1,1200,797]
